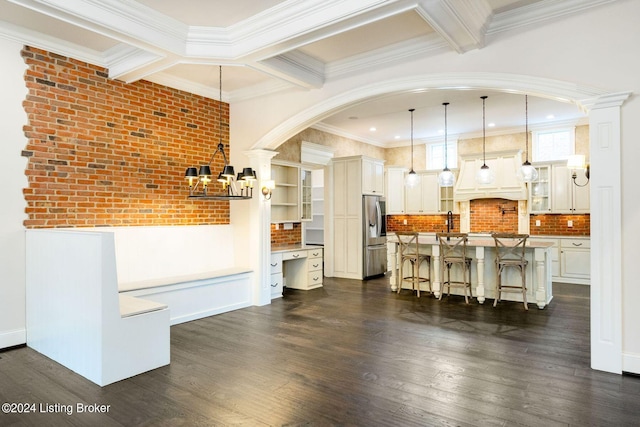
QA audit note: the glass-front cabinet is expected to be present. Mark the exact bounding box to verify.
[301,168,312,221]
[529,164,551,213]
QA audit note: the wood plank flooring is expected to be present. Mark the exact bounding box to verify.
[1,277,639,426]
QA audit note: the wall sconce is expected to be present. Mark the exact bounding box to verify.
[261,180,275,200]
[567,154,590,187]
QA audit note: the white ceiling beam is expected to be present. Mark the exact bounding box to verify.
[414,0,492,53]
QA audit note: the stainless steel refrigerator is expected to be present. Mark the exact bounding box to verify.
[363,195,387,279]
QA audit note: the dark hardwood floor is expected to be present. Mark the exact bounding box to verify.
[2,277,639,426]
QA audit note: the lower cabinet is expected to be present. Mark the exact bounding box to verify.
[270,253,284,299]
[530,236,590,285]
[271,247,323,295]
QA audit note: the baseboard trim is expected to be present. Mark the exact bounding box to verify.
[0,328,26,350]
[622,352,640,375]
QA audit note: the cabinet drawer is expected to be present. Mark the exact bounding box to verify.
[270,272,283,297]
[270,253,283,274]
[308,258,323,272]
[561,238,590,249]
[307,271,323,287]
[282,250,308,261]
[308,248,323,259]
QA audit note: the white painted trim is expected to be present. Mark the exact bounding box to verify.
[623,352,640,375]
[0,329,26,349]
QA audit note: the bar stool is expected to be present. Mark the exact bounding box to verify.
[437,233,473,303]
[395,232,431,297]
[492,233,529,310]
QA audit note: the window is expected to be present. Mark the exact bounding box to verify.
[426,140,458,170]
[532,128,575,162]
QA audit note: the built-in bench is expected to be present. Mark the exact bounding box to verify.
[26,225,253,386]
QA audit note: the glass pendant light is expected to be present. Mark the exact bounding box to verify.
[438,102,455,187]
[517,94,538,182]
[405,108,419,187]
[476,95,495,185]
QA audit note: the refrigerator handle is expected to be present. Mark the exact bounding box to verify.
[376,200,382,237]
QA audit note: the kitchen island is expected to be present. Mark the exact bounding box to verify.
[388,234,554,309]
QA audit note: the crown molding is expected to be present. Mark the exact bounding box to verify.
[143,72,230,102]
[258,51,325,89]
[0,19,106,66]
[488,0,617,35]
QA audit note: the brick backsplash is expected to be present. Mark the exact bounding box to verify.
[271,224,302,246]
[387,214,459,234]
[21,47,230,228]
[470,199,519,233]
[529,213,590,236]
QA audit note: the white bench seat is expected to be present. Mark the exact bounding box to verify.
[119,294,168,318]
[119,267,253,292]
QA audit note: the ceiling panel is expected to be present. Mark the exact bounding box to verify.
[298,10,435,63]
[162,63,272,92]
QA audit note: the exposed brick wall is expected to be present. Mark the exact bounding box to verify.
[21,47,231,228]
[470,199,519,233]
[271,224,302,246]
[530,213,590,236]
[387,214,459,234]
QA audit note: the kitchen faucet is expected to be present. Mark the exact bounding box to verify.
[447,210,453,239]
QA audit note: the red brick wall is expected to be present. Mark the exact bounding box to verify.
[271,224,302,246]
[387,214,459,233]
[21,47,230,228]
[470,199,519,233]
[530,213,590,236]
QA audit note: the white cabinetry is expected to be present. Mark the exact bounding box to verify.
[559,238,590,283]
[454,151,527,202]
[529,164,552,213]
[270,253,283,299]
[271,161,312,223]
[405,172,439,214]
[331,157,363,279]
[362,157,385,195]
[551,164,590,213]
[385,167,406,214]
[529,236,590,285]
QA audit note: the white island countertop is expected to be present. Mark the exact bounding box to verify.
[387,233,554,309]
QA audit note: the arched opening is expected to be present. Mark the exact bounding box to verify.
[249,73,626,374]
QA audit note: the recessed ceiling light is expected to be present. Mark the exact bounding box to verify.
[488,122,496,127]
[348,116,358,120]
[395,135,400,139]
[438,129,444,134]
[369,127,376,132]
[546,114,555,119]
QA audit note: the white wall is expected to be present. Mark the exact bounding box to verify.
[0,39,27,348]
[231,1,640,371]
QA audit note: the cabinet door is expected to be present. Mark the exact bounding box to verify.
[405,177,423,213]
[561,248,590,280]
[572,178,590,213]
[373,161,385,195]
[530,165,551,213]
[385,168,405,214]
[551,164,572,213]
[420,173,439,213]
[300,169,312,221]
[362,158,384,195]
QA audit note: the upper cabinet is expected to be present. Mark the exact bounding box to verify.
[385,167,406,214]
[405,172,439,214]
[362,157,385,195]
[453,151,528,202]
[551,163,590,213]
[529,164,552,213]
[271,161,312,223]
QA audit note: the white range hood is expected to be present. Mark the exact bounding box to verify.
[453,149,528,202]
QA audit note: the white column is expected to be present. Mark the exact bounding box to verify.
[432,243,441,298]
[588,92,629,373]
[475,246,485,304]
[242,149,278,307]
[534,247,547,309]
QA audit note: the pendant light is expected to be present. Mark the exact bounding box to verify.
[476,95,495,185]
[405,108,419,187]
[438,102,455,187]
[517,94,538,182]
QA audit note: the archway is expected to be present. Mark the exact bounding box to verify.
[249,73,628,374]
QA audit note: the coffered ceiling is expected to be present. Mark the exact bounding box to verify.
[1,0,611,145]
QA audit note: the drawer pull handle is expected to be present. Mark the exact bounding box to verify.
[313,264,319,268]
[270,263,278,267]
[271,282,279,287]
[572,243,583,246]
[312,277,319,281]
[292,254,299,258]
[312,252,319,256]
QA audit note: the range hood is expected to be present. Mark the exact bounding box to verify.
[453,150,528,202]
